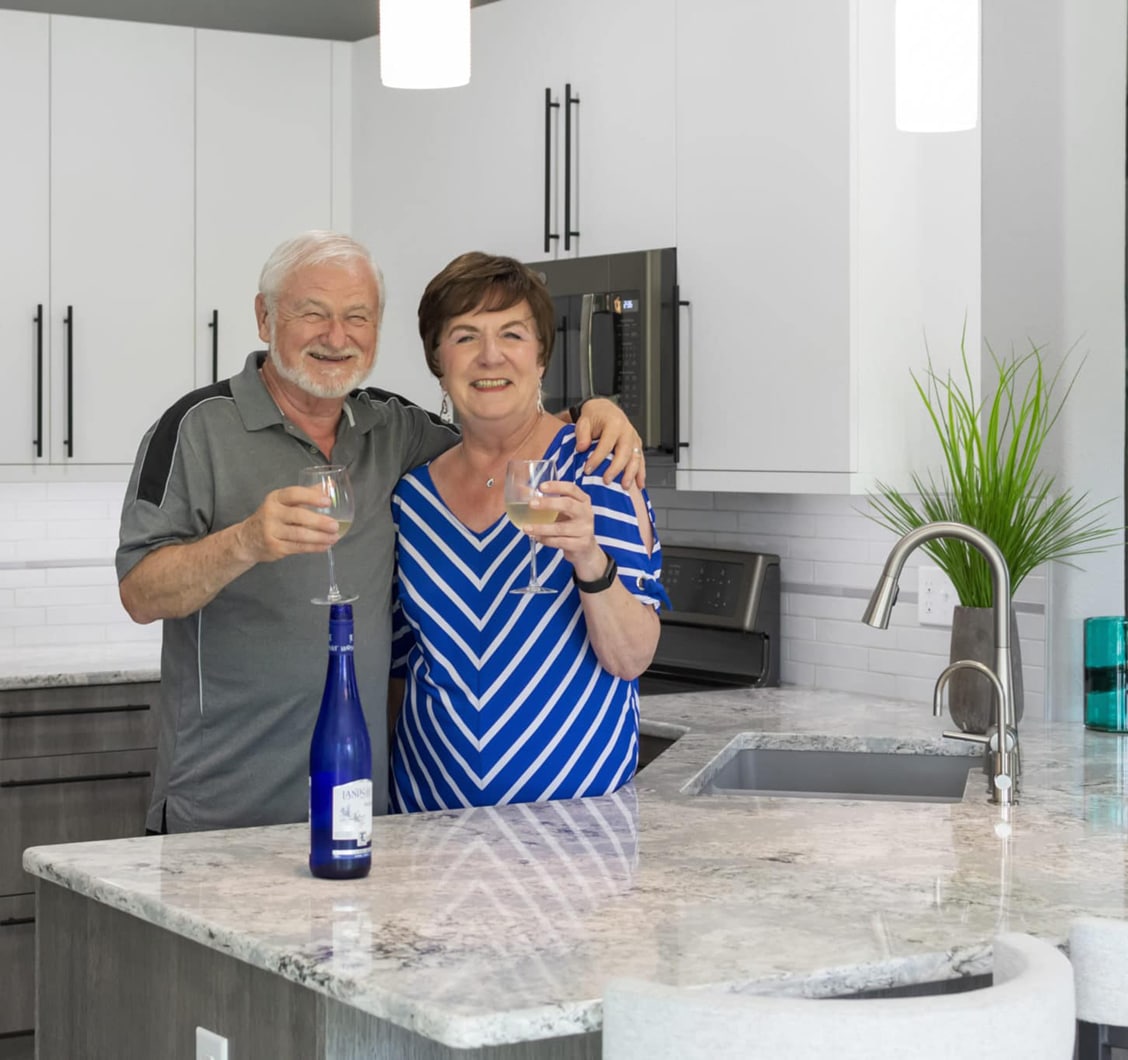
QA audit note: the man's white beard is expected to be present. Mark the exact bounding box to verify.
[268,329,370,399]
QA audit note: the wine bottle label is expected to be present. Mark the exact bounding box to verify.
[331,779,373,845]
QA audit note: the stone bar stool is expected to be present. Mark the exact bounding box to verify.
[1071,917,1128,1059]
[603,933,1076,1060]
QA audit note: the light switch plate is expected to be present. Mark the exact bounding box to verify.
[196,1027,228,1060]
[918,565,957,626]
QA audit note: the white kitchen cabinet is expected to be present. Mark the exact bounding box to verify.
[0,16,350,470]
[195,31,348,384]
[674,0,979,493]
[0,12,50,467]
[352,0,676,406]
[49,16,197,467]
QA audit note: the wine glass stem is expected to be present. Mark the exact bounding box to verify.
[326,546,342,602]
[527,537,540,589]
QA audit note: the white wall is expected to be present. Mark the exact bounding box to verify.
[982,0,1126,721]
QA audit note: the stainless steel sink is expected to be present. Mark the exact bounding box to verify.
[694,747,980,802]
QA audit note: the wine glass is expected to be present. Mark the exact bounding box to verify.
[299,465,357,605]
[504,459,558,595]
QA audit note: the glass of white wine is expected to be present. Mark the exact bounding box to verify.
[299,464,357,605]
[504,458,558,595]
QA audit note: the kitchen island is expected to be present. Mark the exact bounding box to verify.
[24,689,1128,1059]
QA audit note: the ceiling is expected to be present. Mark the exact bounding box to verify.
[0,0,498,42]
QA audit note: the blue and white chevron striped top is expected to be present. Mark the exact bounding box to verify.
[389,425,665,813]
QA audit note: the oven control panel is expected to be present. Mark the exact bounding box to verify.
[659,546,780,634]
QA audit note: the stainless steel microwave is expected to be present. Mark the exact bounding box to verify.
[528,248,678,457]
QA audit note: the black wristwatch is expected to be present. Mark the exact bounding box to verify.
[568,397,590,423]
[573,553,618,594]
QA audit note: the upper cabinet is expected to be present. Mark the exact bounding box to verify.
[196,31,348,383]
[49,16,196,467]
[350,0,980,491]
[0,11,49,467]
[352,0,676,406]
[0,14,348,470]
[673,0,980,493]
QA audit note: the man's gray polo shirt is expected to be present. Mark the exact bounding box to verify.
[117,352,457,833]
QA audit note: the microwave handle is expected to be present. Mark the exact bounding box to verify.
[579,292,595,400]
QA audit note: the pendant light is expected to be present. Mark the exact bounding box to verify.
[379,0,471,90]
[895,0,979,132]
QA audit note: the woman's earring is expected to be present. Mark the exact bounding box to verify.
[439,389,452,423]
[536,388,545,415]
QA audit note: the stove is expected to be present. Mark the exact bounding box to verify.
[640,545,781,696]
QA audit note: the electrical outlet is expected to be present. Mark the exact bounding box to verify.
[917,565,957,626]
[196,1027,228,1060]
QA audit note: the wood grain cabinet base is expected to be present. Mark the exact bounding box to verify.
[0,681,158,1038]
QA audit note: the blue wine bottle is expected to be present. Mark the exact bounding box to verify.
[309,603,372,880]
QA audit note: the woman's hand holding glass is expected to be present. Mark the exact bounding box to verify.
[298,464,357,605]
[516,475,607,586]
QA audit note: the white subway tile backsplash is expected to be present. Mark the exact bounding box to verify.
[48,518,121,541]
[16,501,112,522]
[17,539,118,563]
[663,489,1048,709]
[815,514,888,541]
[780,615,816,643]
[782,660,816,686]
[736,512,817,538]
[0,479,1051,703]
[816,617,897,649]
[16,586,115,608]
[105,622,161,643]
[812,560,887,590]
[666,509,741,533]
[815,666,899,698]
[46,603,134,626]
[45,566,118,587]
[0,606,46,627]
[868,647,955,680]
[0,520,48,541]
[14,623,106,646]
[789,640,870,671]
[0,569,47,589]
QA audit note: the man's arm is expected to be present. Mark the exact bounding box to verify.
[561,398,647,490]
[120,486,340,624]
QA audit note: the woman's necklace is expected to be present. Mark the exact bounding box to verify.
[471,414,545,488]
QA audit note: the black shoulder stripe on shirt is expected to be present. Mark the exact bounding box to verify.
[354,386,455,431]
[137,380,234,506]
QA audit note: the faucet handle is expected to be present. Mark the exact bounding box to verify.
[942,729,990,747]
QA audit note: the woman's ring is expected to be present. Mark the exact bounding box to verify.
[632,447,642,454]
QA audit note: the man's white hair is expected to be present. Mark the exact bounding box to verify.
[258,230,386,326]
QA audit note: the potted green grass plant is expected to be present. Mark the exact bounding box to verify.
[867,338,1118,732]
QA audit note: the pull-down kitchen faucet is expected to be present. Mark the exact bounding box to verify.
[862,522,1019,806]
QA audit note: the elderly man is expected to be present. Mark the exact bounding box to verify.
[117,231,645,834]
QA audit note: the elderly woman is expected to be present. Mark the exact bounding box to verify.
[389,252,666,812]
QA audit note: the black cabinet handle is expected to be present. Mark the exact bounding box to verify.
[0,916,34,928]
[564,83,580,250]
[209,308,219,383]
[33,303,43,458]
[673,287,690,464]
[0,703,151,720]
[63,305,74,458]
[1,769,151,789]
[544,88,560,254]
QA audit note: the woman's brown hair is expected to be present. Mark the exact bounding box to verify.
[417,252,556,379]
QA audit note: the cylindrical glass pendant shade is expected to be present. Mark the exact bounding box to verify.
[379,0,471,89]
[895,0,979,132]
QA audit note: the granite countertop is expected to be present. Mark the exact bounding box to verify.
[0,645,160,689]
[23,689,1128,1049]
